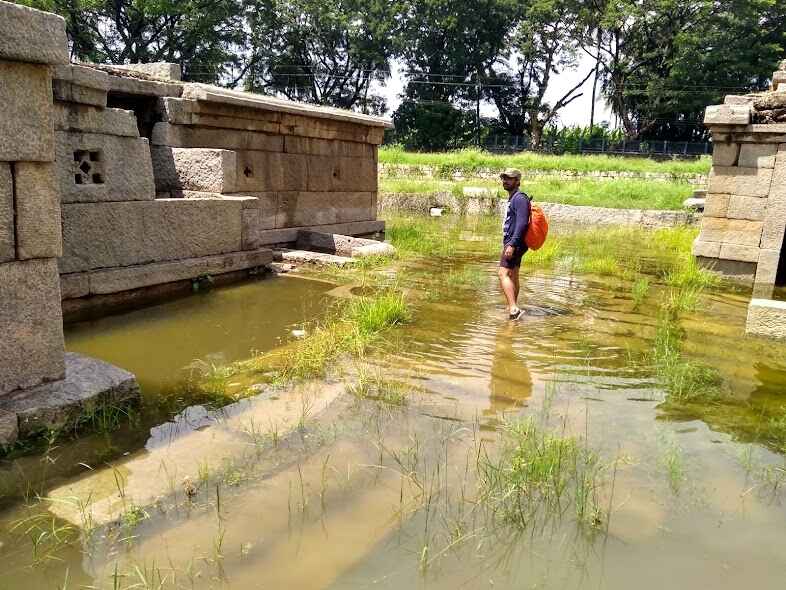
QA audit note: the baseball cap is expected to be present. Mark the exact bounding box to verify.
[499,168,522,179]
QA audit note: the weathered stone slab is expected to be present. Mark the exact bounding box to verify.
[296,230,392,258]
[276,192,374,227]
[746,299,786,340]
[762,151,786,250]
[14,162,62,259]
[697,217,763,246]
[56,132,155,203]
[703,194,729,218]
[257,220,385,246]
[190,112,282,135]
[691,240,721,259]
[719,244,760,263]
[157,97,194,124]
[60,199,244,273]
[306,156,377,192]
[234,152,307,192]
[182,84,392,130]
[726,195,768,221]
[697,256,756,280]
[86,249,273,295]
[151,122,283,152]
[113,62,181,81]
[53,63,109,89]
[704,104,751,125]
[724,95,756,106]
[52,80,107,108]
[738,143,777,168]
[280,249,354,266]
[54,104,138,137]
[60,272,90,299]
[151,147,237,193]
[107,73,183,97]
[712,143,740,167]
[280,113,381,143]
[52,64,109,107]
[0,164,13,262]
[708,166,773,197]
[0,2,69,65]
[0,258,65,396]
[0,60,54,162]
[230,192,277,249]
[0,352,139,438]
[755,249,781,284]
[284,136,373,159]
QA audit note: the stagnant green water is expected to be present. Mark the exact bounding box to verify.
[2,216,786,589]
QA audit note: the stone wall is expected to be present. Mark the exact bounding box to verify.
[379,164,707,185]
[0,2,68,396]
[694,61,786,339]
[52,68,389,302]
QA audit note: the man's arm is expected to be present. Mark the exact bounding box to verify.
[506,195,530,247]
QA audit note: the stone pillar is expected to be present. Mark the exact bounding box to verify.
[693,64,786,284]
[0,1,69,396]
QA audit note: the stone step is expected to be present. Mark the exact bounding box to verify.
[46,381,345,527]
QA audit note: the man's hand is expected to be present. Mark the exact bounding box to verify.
[504,245,515,259]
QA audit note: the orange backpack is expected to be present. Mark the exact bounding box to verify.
[525,201,549,250]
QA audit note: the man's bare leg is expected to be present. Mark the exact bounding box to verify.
[498,266,520,314]
[511,267,520,303]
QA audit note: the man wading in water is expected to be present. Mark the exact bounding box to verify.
[498,168,529,320]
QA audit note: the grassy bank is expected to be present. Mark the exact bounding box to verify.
[380,146,711,177]
[380,176,694,210]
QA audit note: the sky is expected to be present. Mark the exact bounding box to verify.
[376,53,614,129]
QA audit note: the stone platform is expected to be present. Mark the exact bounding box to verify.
[0,352,140,446]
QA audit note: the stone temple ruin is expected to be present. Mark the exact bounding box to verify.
[695,60,786,339]
[0,1,391,445]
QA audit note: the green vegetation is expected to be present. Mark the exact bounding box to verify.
[380,146,711,176]
[478,418,606,531]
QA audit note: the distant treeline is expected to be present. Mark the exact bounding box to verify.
[18,0,786,147]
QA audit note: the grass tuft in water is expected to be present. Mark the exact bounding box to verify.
[478,418,605,532]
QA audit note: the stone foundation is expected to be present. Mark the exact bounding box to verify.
[696,61,786,339]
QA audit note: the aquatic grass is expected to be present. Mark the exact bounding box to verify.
[349,367,413,406]
[385,216,458,258]
[631,277,650,310]
[379,146,712,176]
[652,312,724,404]
[657,431,686,494]
[237,290,412,383]
[477,417,606,532]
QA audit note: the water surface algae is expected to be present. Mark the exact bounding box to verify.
[3,215,786,589]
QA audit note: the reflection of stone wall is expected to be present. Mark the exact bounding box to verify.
[694,64,786,284]
[0,2,68,396]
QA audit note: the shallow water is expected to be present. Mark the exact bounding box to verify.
[2,217,786,589]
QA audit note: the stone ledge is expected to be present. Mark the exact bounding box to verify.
[63,248,274,297]
[0,352,140,446]
[0,1,69,65]
[746,299,786,341]
[182,84,392,130]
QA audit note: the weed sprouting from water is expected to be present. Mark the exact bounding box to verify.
[477,417,606,533]
[657,431,686,494]
[631,277,650,310]
[350,367,414,406]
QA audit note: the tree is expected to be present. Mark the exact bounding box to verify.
[244,0,401,113]
[485,0,592,146]
[18,0,246,82]
[584,0,786,140]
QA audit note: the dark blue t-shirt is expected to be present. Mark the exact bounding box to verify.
[503,190,530,249]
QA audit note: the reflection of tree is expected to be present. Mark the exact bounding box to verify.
[488,323,533,416]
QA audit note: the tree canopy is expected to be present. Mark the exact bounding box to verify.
[22,0,786,147]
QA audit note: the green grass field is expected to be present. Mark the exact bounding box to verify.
[379,146,712,177]
[380,176,694,210]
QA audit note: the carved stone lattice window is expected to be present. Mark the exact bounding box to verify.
[72,150,105,185]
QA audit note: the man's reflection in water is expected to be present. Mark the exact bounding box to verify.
[488,322,533,416]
